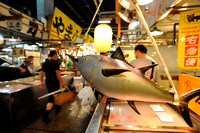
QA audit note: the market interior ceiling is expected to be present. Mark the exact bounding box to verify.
[55,0,200,45]
[1,0,200,47]
[55,0,129,41]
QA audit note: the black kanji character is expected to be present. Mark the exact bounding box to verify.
[27,19,38,37]
[53,17,65,34]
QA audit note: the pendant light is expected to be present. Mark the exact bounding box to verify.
[94,24,112,52]
[128,20,140,29]
[118,10,131,23]
[150,26,163,36]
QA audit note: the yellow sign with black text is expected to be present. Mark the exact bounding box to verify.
[178,9,200,69]
[49,7,82,41]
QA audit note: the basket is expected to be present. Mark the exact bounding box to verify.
[54,91,75,105]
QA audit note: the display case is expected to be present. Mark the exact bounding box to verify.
[86,97,200,133]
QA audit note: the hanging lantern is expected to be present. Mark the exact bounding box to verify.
[94,24,112,53]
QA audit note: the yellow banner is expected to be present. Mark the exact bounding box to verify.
[49,7,82,41]
[178,74,200,116]
[178,9,200,69]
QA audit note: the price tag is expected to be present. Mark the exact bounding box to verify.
[156,112,174,122]
[150,105,164,111]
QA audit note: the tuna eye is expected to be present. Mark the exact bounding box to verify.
[84,58,88,61]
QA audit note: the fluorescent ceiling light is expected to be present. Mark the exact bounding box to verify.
[2,48,12,51]
[137,0,153,5]
[98,20,111,24]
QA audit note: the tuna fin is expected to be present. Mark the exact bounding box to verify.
[127,101,140,115]
[111,46,135,68]
[138,64,158,75]
[102,69,130,77]
[179,88,200,127]
[111,47,125,61]
[179,104,193,127]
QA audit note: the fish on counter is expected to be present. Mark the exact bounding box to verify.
[67,46,200,127]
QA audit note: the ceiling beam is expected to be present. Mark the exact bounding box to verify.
[83,0,94,16]
[63,0,83,20]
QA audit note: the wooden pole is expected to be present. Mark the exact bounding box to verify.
[115,0,121,39]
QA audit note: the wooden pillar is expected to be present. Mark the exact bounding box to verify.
[115,0,121,39]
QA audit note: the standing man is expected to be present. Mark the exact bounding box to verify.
[18,56,35,77]
[40,50,65,123]
[130,44,160,83]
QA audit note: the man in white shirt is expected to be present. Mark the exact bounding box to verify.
[18,56,35,77]
[130,44,160,83]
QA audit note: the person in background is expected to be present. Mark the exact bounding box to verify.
[129,44,160,83]
[67,58,73,71]
[45,54,51,63]
[40,50,65,123]
[18,56,35,77]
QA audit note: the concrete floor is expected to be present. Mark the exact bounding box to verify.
[14,95,93,133]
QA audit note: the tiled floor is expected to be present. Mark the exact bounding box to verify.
[15,95,93,133]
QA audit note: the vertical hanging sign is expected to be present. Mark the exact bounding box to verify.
[177,9,200,69]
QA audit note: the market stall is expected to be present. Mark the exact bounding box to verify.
[0,73,74,131]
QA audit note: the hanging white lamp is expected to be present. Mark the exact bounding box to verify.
[150,26,163,36]
[94,24,112,52]
[128,20,140,29]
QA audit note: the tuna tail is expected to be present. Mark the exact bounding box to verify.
[179,88,200,127]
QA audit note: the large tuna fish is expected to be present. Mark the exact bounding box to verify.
[67,46,200,127]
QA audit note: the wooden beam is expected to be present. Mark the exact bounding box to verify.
[115,0,121,39]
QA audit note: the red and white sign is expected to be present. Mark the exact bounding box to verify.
[184,57,197,67]
[185,34,199,45]
[185,46,198,56]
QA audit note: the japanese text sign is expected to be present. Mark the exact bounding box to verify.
[178,9,200,69]
[0,2,46,39]
[49,7,82,41]
[12,48,24,57]
[7,20,22,31]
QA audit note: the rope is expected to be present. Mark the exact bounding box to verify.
[132,1,179,105]
[83,0,104,41]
